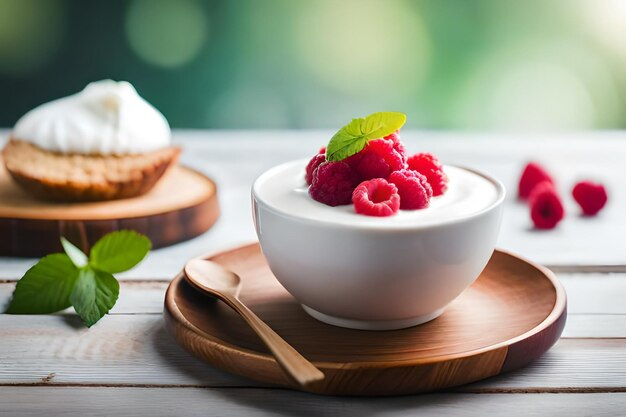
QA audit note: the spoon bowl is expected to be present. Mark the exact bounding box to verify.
[185,259,242,297]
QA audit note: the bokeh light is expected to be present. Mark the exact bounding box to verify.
[292,0,431,99]
[207,84,290,129]
[0,0,66,76]
[580,0,626,59]
[125,0,208,68]
[0,1,625,130]
[487,62,594,130]
[455,40,622,130]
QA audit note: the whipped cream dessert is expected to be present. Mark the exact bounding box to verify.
[12,80,170,155]
[254,160,502,228]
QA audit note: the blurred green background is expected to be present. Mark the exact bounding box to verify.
[1,0,625,130]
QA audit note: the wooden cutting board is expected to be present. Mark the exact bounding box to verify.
[0,160,219,257]
[164,243,567,396]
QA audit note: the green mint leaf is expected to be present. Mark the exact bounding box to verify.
[89,230,151,274]
[326,121,371,163]
[70,267,119,327]
[6,254,79,314]
[326,112,406,162]
[61,237,88,268]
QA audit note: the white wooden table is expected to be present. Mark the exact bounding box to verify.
[1,130,625,416]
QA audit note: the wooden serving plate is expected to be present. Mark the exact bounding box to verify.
[0,160,219,257]
[164,243,566,396]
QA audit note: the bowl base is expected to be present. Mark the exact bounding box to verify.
[301,305,446,331]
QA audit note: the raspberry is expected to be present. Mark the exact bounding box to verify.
[349,151,388,180]
[529,182,565,229]
[352,178,400,217]
[384,131,407,162]
[384,131,399,142]
[305,152,326,185]
[518,162,554,200]
[572,181,608,216]
[348,138,406,181]
[309,161,359,206]
[407,153,448,196]
[388,169,432,210]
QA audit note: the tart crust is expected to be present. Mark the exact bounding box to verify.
[2,138,181,202]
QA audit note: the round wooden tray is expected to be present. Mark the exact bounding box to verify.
[0,161,219,257]
[164,243,567,396]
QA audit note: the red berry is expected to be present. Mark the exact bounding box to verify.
[529,182,565,229]
[572,181,608,216]
[348,138,406,181]
[384,131,399,142]
[407,153,448,196]
[309,161,359,206]
[384,131,407,162]
[518,162,554,200]
[305,152,326,185]
[352,152,389,180]
[352,178,400,217]
[387,169,432,210]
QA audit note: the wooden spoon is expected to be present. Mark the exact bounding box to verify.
[183,259,325,387]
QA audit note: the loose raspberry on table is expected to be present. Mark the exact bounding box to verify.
[347,138,406,181]
[572,180,608,216]
[309,161,359,206]
[352,178,400,217]
[529,181,565,229]
[387,169,432,210]
[407,153,448,196]
[518,162,554,200]
[305,152,326,185]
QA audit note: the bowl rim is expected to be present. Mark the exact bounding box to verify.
[252,159,506,232]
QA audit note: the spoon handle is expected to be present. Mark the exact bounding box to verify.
[222,295,325,387]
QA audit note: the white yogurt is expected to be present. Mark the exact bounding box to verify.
[253,160,503,228]
[12,80,170,155]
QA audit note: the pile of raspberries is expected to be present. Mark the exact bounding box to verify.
[518,162,608,229]
[305,132,448,217]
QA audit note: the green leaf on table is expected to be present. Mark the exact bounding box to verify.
[61,237,88,268]
[7,230,151,328]
[6,254,79,314]
[70,268,119,328]
[326,112,406,162]
[89,230,151,274]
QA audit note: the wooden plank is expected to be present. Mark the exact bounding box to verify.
[550,265,626,273]
[1,131,626,280]
[2,271,624,315]
[0,314,624,389]
[2,300,625,339]
[0,387,624,417]
[0,282,169,315]
[0,314,246,387]
[560,274,626,314]
[563,314,626,338]
[0,272,625,333]
[468,339,626,391]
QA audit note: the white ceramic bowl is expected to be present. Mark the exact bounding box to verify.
[252,161,505,330]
